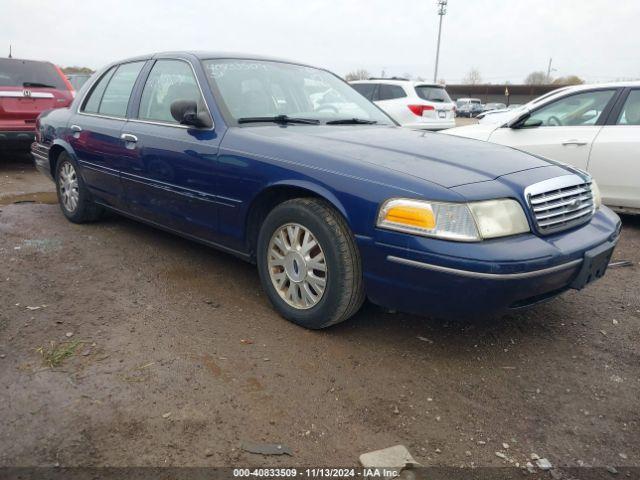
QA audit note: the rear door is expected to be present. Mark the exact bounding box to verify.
[119,58,222,241]
[488,89,618,171]
[587,88,640,210]
[69,61,146,209]
[373,84,409,124]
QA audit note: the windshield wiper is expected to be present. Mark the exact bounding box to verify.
[237,115,320,125]
[325,118,378,125]
[23,82,56,88]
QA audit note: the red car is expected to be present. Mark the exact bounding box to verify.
[0,57,74,151]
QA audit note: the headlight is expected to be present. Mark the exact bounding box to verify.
[590,179,602,209]
[377,198,530,241]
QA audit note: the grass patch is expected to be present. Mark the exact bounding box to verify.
[36,340,80,367]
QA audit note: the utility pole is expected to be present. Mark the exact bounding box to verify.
[8,44,12,58]
[546,57,553,83]
[433,0,448,83]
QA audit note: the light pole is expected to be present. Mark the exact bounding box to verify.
[433,0,448,83]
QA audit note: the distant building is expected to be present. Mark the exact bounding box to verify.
[446,84,560,105]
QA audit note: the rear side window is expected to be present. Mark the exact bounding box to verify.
[415,86,452,103]
[352,83,376,100]
[376,84,406,101]
[82,67,116,114]
[0,58,66,89]
[138,59,202,124]
[98,62,145,117]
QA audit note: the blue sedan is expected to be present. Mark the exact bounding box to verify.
[31,52,621,328]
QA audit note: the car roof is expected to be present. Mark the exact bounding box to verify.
[109,51,313,68]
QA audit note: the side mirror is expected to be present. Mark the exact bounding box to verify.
[506,109,542,129]
[170,100,213,129]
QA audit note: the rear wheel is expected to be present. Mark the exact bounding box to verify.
[55,152,103,223]
[257,198,365,329]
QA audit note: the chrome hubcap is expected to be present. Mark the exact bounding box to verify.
[58,162,79,213]
[268,223,327,309]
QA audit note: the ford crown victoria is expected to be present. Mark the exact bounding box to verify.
[32,52,621,328]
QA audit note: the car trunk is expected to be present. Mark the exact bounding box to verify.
[414,85,454,120]
[0,87,70,130]
[0,58,72,131]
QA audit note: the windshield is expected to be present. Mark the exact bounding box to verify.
[414,85,451,103]
[0,58,66,89]
[202,59,392,125]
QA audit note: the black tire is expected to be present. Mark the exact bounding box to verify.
[257,198,365,329]
[55,152,103,223]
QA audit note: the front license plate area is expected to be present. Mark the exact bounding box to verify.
[570,242,615,290]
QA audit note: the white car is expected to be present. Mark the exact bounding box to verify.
[350,79,455,130]
[443,82,640,214]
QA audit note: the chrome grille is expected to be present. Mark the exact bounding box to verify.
[525,175,595,234]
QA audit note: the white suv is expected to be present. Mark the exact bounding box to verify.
[350,79,456,130]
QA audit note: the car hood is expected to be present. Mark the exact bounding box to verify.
[230,125,549,188]
[440,123,501,142]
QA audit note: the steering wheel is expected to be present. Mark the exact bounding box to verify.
[547,115,562,126]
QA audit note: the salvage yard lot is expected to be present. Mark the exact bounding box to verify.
[1,153,639,468]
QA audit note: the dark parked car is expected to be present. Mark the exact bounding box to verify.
[0,58,74,151]
[32,52,620,328]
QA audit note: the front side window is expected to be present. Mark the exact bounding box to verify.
[96,61,145,117]
[202,59,392,124]
[616,90,640,126]
[415,85,452,103]
[526,90,615,127]
[138,60,203,124]
[376,84,406,101]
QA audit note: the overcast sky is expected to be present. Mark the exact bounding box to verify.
[3,0,639,84]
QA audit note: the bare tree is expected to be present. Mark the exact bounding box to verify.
[345,69,370,81]
[552,75,585,85]
[462,68,482,85]
[524,71,549,85]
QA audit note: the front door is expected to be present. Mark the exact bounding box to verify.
[119,59,222,242]
[68,61,145,209]
[489,89,618,171]
[588,88,640,210]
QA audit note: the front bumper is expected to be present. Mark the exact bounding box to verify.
[358,207,621,318]
[0,130,36,151]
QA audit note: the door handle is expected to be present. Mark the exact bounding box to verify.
[120,133,138,143]
[70,124,82,132]
[561,139,587,146]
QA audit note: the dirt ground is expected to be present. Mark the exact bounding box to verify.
[1,153,638,469]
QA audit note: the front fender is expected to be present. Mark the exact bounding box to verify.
[264,178,351,226]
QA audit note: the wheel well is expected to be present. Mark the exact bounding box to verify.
[245,185,332,260]
[48,145,66,177]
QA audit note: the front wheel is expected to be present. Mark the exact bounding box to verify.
[257,198,365,329]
